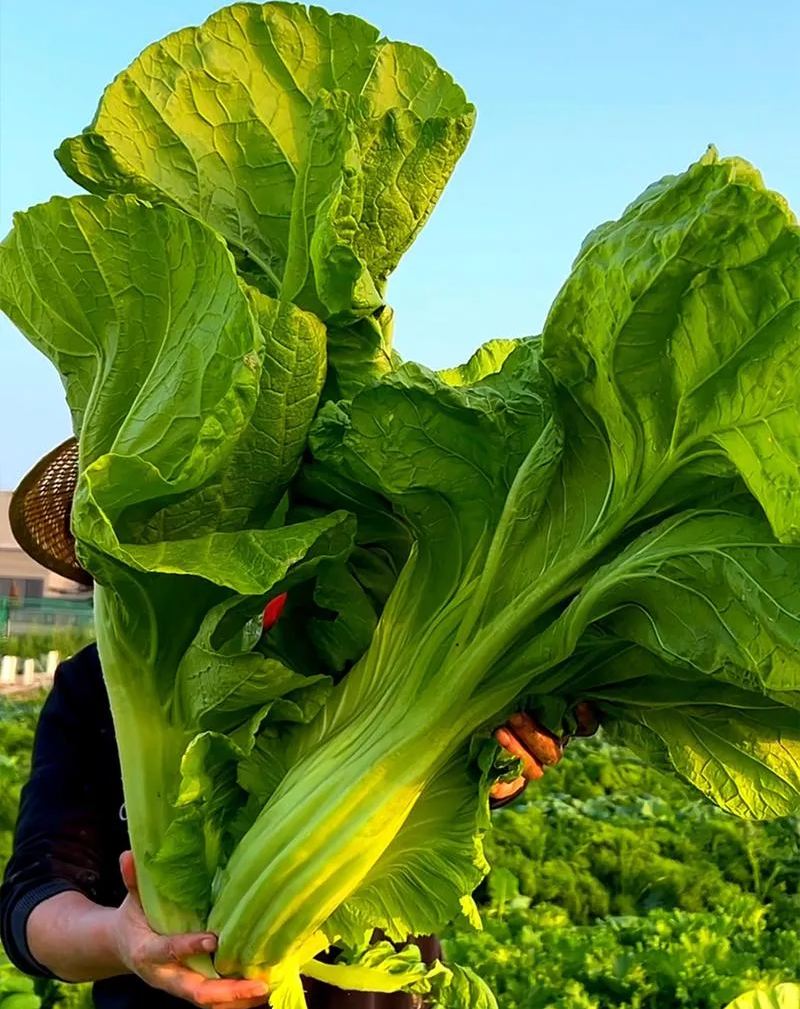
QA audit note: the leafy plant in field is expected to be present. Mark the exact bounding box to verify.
[445,904,799,1009]
[1,946,41,1008]
[2,3,800,1005]
[443,741,800,1009]
[0,632,96,664]
[725,985,800,1009]
[0,703,93,1008]
[0,700,43,866]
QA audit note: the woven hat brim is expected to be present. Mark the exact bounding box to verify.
[9,438,92,587]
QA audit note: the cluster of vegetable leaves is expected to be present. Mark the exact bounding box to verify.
[2,3,800,1005]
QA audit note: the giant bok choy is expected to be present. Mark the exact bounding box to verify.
[2,4,800,1007]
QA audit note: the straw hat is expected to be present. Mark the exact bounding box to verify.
[9,438,92,586]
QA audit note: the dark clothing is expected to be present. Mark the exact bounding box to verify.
[0,645,441,1008]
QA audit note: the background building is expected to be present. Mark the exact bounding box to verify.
[1,491,92,637]
[0,490,87,599]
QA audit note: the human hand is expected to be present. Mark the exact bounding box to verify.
[490,702,599,802]
[110,851,268,1008]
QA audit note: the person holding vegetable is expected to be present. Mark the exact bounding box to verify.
[0,445,597,1008]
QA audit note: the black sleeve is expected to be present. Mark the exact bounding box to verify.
[0,645,126,979]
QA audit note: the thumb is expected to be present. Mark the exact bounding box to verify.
[119,850,139,897]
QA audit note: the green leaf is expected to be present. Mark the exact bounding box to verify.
[300,943,495,1009]
[211,155,800,979]
[428,963,498,1009]
[0,189,359,943]
[491,499,800,688]
[0,192,334,555]
[57,2,474,388]
[148,732,245,919]
[175,595,330,734]
[0,195,261,481]
[323,313,397,401]
[582,507,800,696]
[541,148,800,557]
[606,704,800,820]
[309,562,378,674]
[267,479,407,680]
[80,500,354,598]
[310,340,556,626]
[500,506,800,816]
[149,633,335,923]
[0,194,328,553]
[281,341,545,681]
[301,942,435,993]
[540,595,800,821]
[487,867,522,915]
[264,969,307,1009]
[724,985,800,1009]
[140,289,326,539]
[437,338,520,387]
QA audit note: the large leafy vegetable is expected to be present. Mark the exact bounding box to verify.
[2,4,800,1006]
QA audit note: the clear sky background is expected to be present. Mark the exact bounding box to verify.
[1,0,798,487]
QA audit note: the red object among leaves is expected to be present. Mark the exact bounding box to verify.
[262,592,288,631]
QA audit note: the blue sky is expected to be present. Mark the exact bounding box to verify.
[1,0,798,486]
